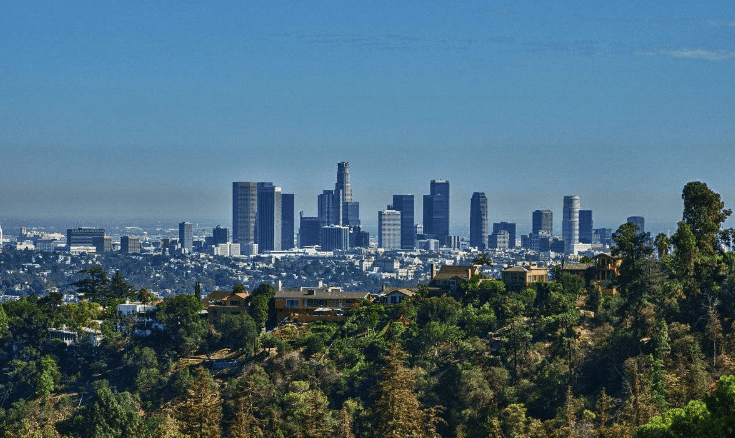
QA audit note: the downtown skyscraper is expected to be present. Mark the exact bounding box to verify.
[423,179,450,244]
[233,181,291,253]
[532,210,553,236]
[391,194,415,250]
[470,192,488,250]
[562,195,581,253]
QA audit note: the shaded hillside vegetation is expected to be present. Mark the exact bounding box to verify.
[2,181,735,437]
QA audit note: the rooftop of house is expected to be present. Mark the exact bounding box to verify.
[275,287,370,300]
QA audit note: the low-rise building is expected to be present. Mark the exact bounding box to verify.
[428,264,480,294]
[274,286,370,323]
[117,301,163,336]
[201,290,251,324]
[501,263,549,292]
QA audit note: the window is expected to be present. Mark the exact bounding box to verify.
[286,299,299,308]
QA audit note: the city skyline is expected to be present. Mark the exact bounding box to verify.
[2,1,734,235]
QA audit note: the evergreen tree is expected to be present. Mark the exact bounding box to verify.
[373,344,441,438]
[176,367,222,438]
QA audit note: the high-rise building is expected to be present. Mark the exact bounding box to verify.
[594,228,613,246]
[179,222,193,253]
[233,181,286,253]
[281,193,294,250]
[627,216,645,234]
[562,195,581,253]
[120,236,141,254]
[318,189,342,226]
[67,228,105,249]
[488,230,510,249]
[256,183,282,252]
[336,161,352,202]
[423,179,449,243]
[320,225,349,251]
[492,222,517,248]
[336,162,360,227]
[378,209,401,250]
[213,225,229,245]
[579,210,593,244]
[470,192,489,250]
[391,194,415,249]
[299,213,321,247]
[532,210,553,235]
[233,182,258,247]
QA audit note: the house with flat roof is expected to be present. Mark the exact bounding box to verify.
[274,286,370,323]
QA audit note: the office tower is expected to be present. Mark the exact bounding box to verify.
[320,225,349,251]
[594,228,613,246]
[0,219,3,248]
[392,194,415,249]
[627,216,645,234]
[318,190,342,226]
[179,222,193,253]
[233,182,258,246]
[336,162,360,227]
[94,236,111,253]
[532,210,553,235]
[256,183,282,252]
[349,225,370,248]
[336,161,352,202]
[213,225,229,245]
[281,193,294,250]
[423,179,450,243]
[299,213,321,247]
[579,210,593,244]
[120,236,141,254]
[379,209,401,250]
[67,227,105,248]
[562,195,580,253]
[492,222,517,248]
[488,230,510,249]
[470,192,489,250]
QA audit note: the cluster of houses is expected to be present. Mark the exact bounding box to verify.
[47,254,622,346]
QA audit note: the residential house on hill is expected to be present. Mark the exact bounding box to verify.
[501,263,549,292]
[428,264,480,295]
[274,286,370,323]
[201,290,251,325]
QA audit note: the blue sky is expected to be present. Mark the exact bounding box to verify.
[1,1,734,235]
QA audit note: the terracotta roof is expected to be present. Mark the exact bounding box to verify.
[202,290,250,305]
[384,288,416,297]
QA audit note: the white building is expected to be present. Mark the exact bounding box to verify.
[378,209,401,250]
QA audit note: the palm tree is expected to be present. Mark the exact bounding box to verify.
[472,251,492,267]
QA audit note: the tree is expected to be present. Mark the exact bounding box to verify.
[72,267,112,306]
[654,233,670,260]
[79,380,144,438]
[156,294,207,357]
[681,181,731,256]
[175,367,222,438]
[108,271,134,302]
[373,344,441,438]
[217,312,258,356]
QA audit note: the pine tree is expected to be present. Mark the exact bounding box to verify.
[373,344,441,438]
[176,367,223,438]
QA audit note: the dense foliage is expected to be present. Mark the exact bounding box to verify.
[2,181,735,437]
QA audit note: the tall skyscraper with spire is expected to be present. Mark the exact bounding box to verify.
[423,179,450,244]
[563,195,581,253]
[470,192,488,250]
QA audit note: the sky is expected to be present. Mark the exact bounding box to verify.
[1,1,734,236]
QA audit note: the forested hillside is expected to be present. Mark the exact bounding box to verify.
[2,181,735,438]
